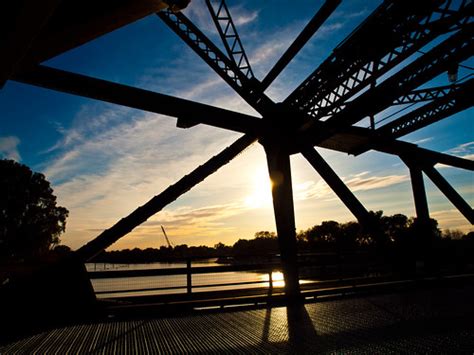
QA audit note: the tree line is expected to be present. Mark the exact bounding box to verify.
[90,212,474,264]
[1,159,472,266]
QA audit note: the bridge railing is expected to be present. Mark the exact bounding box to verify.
[87,251,388,298]
[88,261,281,297]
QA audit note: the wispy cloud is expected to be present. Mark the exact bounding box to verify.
[41,2,448,251]
[185,0,259,34]
[294,171,408,201]
[334,8,369,20]
[0,136,21,161]
[446,141,474,157]
[345,171,408,191]
[144,202,245,230]
[233,8,259,26]
[438,141,474,168]
[430,209,473,233]
[412,137,434,145]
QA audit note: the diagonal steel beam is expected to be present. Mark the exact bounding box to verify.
[301,146,371,226]
[260,0,341,91]
[205,0,254,80]
[287,0,472,119]
[77,134,257,261]
[324,23,474,128]
[13,65,263,134]
[264,144,300,299]
[422,165,474,224]
[157,9,273,115]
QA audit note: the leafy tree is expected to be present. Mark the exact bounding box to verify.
[0,159,69,261]
[442,229,465,240]
[408,217,441,254]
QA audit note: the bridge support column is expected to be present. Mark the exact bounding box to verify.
[265,144,300,301]
[408,164,430,223]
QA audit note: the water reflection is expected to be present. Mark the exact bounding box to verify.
[88,262,311,297]
[261,271,311,288]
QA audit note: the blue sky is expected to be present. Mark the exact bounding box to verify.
[0,0,472,250]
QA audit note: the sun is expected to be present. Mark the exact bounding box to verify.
[244,169,273,209]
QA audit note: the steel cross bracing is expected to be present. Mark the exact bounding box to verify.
[377,78,474,139]
[306,81,469,118]
[302,22,474,143]
[157,9,272,115]
[156,2,474,231]
[205,0,254,80]
[349,78,474,156]
[4,0,473,299]
[286,0,472,120]
[391,82,468,105]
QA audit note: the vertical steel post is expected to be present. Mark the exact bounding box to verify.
[408,165,430,222]
[186,259,192,294]
[265,144,300,300]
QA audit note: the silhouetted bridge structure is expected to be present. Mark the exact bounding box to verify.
[1,0,473,351]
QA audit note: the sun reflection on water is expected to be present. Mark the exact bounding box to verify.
[261,271,310,287]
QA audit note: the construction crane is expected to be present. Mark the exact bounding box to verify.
[160,225,173,248]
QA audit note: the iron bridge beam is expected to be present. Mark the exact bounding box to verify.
[13,65,263,135]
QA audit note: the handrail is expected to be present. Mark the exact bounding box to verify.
[88,262,281,279]
[87,251,388,297]
[89,261,281,296]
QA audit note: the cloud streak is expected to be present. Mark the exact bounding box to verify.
[437,141,474,168]
[294,171,408,201]
[0,136,21,161]
[430,209,473,233]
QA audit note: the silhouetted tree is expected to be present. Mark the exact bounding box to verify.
[408,217,441,255]
[442,229,465,240]
[0,159,69,262]
[214,242,231,254]
[338,222,360,250]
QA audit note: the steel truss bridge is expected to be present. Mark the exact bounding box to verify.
[2,0,473,298]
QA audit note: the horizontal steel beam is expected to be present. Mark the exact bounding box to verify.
[309,125,474,171]
[13,65,263,134]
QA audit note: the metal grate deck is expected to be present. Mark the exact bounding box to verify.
[1,285,473,354]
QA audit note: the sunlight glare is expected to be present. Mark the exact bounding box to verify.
[244,169,273,209]
[271,271,285,287]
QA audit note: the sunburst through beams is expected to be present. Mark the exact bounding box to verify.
[244,169,273,209]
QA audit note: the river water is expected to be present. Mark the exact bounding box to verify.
[86,259,287,298]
